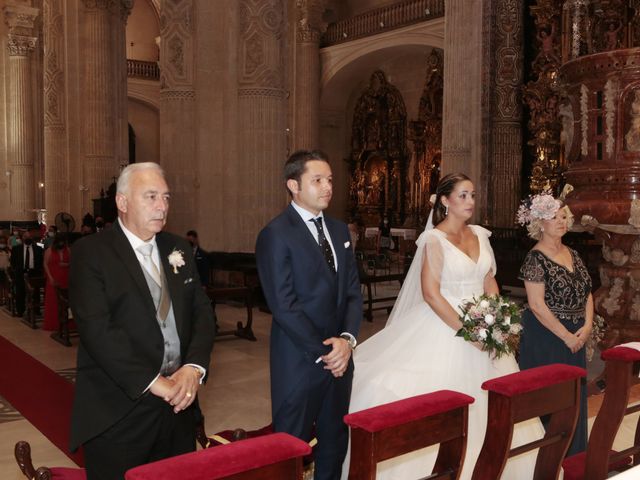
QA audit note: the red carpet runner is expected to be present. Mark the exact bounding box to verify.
[0,334,84,466]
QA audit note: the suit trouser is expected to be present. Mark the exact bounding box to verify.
[273,363,353,480]
[83,393,198,480]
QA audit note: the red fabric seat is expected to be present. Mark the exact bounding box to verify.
[562,450,631,480]
[472,364,586,480]
[50,468,87,480]
[344,389,474,480]
[125,432,311,480]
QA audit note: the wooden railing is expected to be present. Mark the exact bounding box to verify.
[127,59,160,80]
[321,0,444,47]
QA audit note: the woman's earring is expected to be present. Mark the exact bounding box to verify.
[445,205,449,216]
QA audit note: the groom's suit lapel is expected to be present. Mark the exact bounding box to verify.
[111,224,158,318]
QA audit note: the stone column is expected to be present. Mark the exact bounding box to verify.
[484,0,524,227]
[3,3,39,221]
[441,0,483,187]
[237,0,287,252]
[293,0,326,150]
[159,0,196,235]
[80,0,131,204]
[43,0,68,217]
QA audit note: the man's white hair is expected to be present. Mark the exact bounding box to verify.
[116,162,165,195]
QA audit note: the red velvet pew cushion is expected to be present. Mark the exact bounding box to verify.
[124,432,311,480]
[343,390,474,433]
[481,364,586,397]
[601,346,640,362]
[562,450,631,480]
[50,467,87,480]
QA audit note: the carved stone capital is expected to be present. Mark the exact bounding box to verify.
[7,34,37,56]
[81,0,133,19]
[296,0,327,43]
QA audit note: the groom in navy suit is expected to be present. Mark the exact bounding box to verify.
[256,150,362,480]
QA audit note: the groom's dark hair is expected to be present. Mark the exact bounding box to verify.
[432,172,472,226]
[284,150,330,196]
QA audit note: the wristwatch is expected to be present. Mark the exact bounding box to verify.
[340,333,357,350]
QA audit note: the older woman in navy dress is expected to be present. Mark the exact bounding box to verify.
[517,193,593,456]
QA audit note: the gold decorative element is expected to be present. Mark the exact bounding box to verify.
[629,199,640,229]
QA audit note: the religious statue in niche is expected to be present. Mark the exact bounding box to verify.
[605,20,623,50]
[349,70,407,225]
[559,101,575,162]
[625,88,640,152]
[535,23,561,67]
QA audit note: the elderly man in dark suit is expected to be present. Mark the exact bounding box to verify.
[10,230,44,317]
[256,150,362,480]
[69,162,215,480]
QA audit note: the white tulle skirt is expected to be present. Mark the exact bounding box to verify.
[341,300,545,480]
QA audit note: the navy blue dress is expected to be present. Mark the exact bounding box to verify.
[518,248,592,457]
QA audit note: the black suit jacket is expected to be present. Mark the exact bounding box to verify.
[10,243,44,276]
[69,223,215,450]
[256,205,362,414]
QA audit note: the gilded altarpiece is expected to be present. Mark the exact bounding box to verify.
[349,71,407,225]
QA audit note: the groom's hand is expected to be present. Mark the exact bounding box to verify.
[321,337,352,378]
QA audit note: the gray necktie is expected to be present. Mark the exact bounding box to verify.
[137,243,170,326]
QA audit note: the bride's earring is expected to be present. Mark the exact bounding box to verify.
[445,205,449,216]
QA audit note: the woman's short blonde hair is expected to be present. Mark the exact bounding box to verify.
[527,204,574,240]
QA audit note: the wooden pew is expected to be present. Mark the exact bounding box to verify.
[471,364,586,480]
[344,390,474,480]
[562,345,640,480]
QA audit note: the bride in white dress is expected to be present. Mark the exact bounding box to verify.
[342,173,544,480]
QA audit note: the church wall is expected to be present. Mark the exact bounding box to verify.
[126,0,159,61]
[127,98,159,164]
[191,0,240,252]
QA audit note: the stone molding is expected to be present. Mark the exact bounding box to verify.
[238,87,285,98]
[160,89,195,100]
[81,0,133,18]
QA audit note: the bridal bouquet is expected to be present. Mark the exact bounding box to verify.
[456,294,523,358]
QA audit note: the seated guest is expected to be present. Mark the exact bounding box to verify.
[186,230,211,288]
[517,192,593,456]
[43,233,71,331]
[10,230,44,317]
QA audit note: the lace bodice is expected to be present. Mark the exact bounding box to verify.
[424,225,496,302]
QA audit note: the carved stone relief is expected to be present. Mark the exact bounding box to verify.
[160,0,194,89]
[238,0,284,91]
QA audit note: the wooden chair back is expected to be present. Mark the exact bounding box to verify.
[345,390,474,480]
[471,364,586,480]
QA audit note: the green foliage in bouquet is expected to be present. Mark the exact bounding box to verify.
[456,294,523,358]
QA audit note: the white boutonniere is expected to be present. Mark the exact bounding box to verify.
[168,249,185,274]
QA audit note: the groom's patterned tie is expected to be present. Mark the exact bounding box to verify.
[310,217,336,274]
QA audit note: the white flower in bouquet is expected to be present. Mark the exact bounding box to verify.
[477,328,488,340]
[456,294,523,358]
